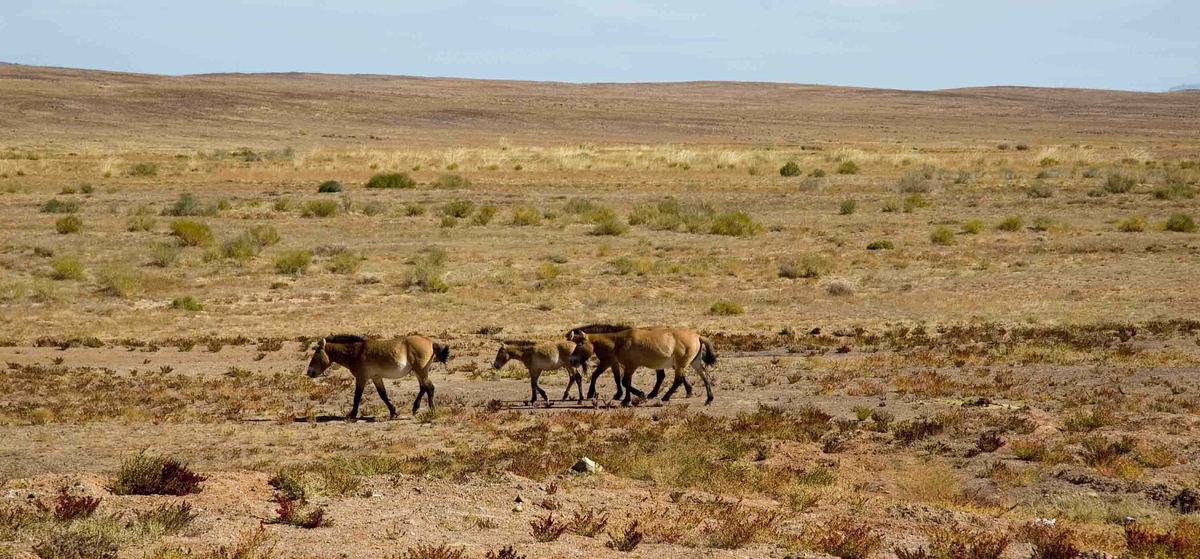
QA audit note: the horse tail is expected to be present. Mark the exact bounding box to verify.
[433,343,451,364]
[699,337,718,366]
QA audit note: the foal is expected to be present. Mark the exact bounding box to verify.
[306,334,451,418]
[492,340,587,405]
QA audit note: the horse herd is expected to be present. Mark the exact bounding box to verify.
[304,324,719,419]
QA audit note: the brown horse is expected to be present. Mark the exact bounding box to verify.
[565,324,692,401]
[306,334,450,418]
[568,326,717,405]
[492,340,587,405]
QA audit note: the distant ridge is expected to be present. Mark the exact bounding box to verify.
[1169,84,1200,92]
[1,64,1198,147]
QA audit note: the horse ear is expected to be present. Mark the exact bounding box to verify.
[316,338,326,349]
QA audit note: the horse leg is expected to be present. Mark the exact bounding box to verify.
[372,378,397,418]
[621,365,645,406]
[575,366,585,402]
[647,369,666,399]
[562,367,577,401]
[695,366,715,405]
[661,373,687,402]
[419,367,435,411]
[411,384,426,415]
[612,363,625,401]
[585,362,604,400]
[348,375,366,419]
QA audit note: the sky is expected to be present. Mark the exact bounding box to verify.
[1,1,1197,91]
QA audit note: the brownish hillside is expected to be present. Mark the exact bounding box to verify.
[2,64,1198,148]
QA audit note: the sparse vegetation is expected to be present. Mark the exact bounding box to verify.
[779,161,801,177]
[709,301,744,316]
[273,250,313,275]
[55,215,83,234]
[317,180,343,193]
[365,172,416,189]
[170,219,213,246]
[110,453,206,495]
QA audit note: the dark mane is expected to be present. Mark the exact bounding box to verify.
[502,339,538,346]
[325,334,367,344]
[572,323,632,334]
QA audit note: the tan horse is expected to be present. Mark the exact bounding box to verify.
[306,334,450,418]
[565,324,691,401]
[567,326,717,405]
[492,340,587,405]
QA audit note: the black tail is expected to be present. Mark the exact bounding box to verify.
[700,337,717,366]
[433,343,451,364]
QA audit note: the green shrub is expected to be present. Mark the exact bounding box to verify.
[55,215,83,234]
[780,254,831,278]
[272,197,295,212]
[902,194,931,212]
[511,206,542,226]
[961,219,984,234]
[779,161,801,177]
[361,200,387,216]
[301,199,339,218]
[590,216,629,236]
[170,220,213,246]
[1118,216,1147,232]
[709,301,744,316]
[404,203,426,216]
[220,234,260,262]
[839,199,857,215]
[997,216,1023,232]
[126,214,155,232]
[1104,174,1136,194]
[170,296,204,311]
[1153,182,1196,200]
[1165,213,1196,233]
[881,199,900,213]
[164,193,218,217]
[809,168,826,178]
[111,453,206,495]
[129,162,158,177]
[317,180,342,193]
[98,267,141,298]
[50,256,84,280]
[471,205,497,225]
[897,171,930,193]
[326,250,363,274]
[836,160,859,175]
[41,198,80,213]
[442,199,475,218]
[434,174,471,189]
[710,211,763,237]
[1027,182,1054,198]
[405,248,449,293]
[609,257,654,276]
[365,173,416,189]
[149,242,180,267]
[866,240,894,250]
[930,226,955,245]
[273,250,312,275]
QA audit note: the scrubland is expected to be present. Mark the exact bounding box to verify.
[1,66,1200,558]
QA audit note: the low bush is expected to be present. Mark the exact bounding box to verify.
[301,199,339,218]
[404,203,426,216]
[1118,216,1147,232]
[273,250,313,275]
[807,516,882,559]
[149,242,181,267]
[930,226,955,245]
[780,254,831,278]
[170,220,213,246]
[326,250,364,274]
[50,256,84,280]
[997,216,1023,232]
[903,194,931,212]
[510,206,542,226]
[530,514,567,542]
[41,198,81,213]
[779,161,801,177]
[129,162,158,177]
[606,520,643,552]
[898,171,931,193]
[472,205,497,225]
[590,215,629,236]
[55,215,83,234]
[433,174,471,189]
[568,507,608,537]
[317,180,342,193]
[442,199,475,218]
[1104,174,1136,194]
[164,194,218,217]
[99,267,142,298]
[866,240,894,250]
[405,248,449,293]
[710,211,763,236]
[836,160,859,174]
[961,219,984,234]
[839,199,857,215]
[709,301,744,316]
[171,296,204,311]
[1165,213,1195,233]
[365,173,416,189]
[110,453,206,496]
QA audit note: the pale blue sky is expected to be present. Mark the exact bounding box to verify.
[1,1,1196,91]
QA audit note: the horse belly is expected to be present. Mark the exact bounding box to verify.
[374,362,412,380]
